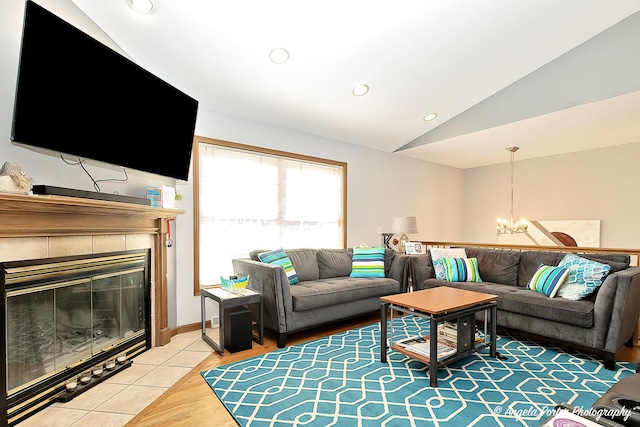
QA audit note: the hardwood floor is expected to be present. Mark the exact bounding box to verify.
[125,318,640,427]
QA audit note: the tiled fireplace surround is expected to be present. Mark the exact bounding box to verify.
[0,192,181,425]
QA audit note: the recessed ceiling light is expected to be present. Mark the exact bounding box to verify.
[125,0,155,14]
[423,112,438,121]
[269,48,290,64]
[352,84,369,96]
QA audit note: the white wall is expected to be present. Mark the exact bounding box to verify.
[463,142,640,248]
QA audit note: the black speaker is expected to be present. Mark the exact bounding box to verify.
[224,305,252,353]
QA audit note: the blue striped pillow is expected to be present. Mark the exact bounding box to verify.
[350,247,385,278]
[526,264,570,298]
[258,248,299,285]
[442,257,482,282]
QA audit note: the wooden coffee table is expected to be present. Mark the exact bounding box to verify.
[380,287,498,387]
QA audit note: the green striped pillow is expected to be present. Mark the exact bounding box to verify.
[350,247,385,278]
[258,248,299,285]
[442,257,482,282]
[526,264,569,297]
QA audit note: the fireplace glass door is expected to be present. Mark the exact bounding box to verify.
[4,255,147,394]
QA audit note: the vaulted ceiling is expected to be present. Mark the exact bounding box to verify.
[67,0,640,169]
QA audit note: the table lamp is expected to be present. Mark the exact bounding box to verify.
[392,216,418,254]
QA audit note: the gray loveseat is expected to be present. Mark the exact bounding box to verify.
[232,248,409,347]
[411,246,640,369]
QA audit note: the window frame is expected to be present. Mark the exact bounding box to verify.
[192,136,348,296]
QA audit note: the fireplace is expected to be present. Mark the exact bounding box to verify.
[1,249,151,426]
[0,192,180,426]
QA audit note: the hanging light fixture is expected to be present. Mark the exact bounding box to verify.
[497,146,528,235]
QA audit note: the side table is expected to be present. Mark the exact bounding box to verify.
[201,287,263,355]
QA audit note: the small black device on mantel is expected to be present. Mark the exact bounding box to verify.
[32,185,150,205]
[10,1,199,182]
[224,306,253,353]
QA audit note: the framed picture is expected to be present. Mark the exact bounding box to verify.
[405,242,424,255]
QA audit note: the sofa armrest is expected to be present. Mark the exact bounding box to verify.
[409,255,434,291]
[388,253,410,292]
[232,258,291,333]
[594,266,640,352]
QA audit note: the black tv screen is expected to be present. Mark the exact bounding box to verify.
[11,1,198,181]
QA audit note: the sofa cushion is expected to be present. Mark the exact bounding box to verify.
[250,249,267,261]
[442,257,482,282]
[317,249,352,279]
[258,248,299,285]
[250,247,394,280]
[526,264,570,298]
[465,247,520,286]
[350,247,385,278]
[286,248,320,282]
[290,277,400,311]
[429,248,467,280]
[517,251,565,288]
[423,280,594,328]
[556,253,611,300]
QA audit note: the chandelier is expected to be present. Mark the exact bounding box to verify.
[497,146,528,235]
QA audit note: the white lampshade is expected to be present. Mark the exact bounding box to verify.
[392,216,418,235]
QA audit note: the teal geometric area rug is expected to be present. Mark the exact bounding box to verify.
[201,316,635,426]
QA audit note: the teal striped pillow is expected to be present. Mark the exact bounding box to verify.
[350,247,385,278]
[526,264,569,297]
[258,248,299,285]
[442,257,482,282]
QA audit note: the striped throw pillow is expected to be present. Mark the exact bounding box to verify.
[430,248,467,280]
[350,247,385,278]
[526,264,570,298]
[258,248,299,285]
[442,257,482,282]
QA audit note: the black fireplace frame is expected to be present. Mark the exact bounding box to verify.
[1,249,152,426]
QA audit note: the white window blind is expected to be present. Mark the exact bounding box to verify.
[196,140,345,288]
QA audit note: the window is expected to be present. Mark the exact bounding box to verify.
[193,137,347,293]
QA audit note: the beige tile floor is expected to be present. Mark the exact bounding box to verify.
[17,329,213,427]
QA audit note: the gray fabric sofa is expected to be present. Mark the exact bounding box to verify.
[232,248,409,347]
[411,246,640,369]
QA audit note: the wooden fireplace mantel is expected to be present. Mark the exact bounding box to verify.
[0,192,184,346]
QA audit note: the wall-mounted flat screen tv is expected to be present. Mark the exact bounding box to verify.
[11,1,199,182]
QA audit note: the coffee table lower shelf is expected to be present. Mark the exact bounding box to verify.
[391,335,493,367]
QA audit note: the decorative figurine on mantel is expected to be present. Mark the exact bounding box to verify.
[0,162,32,194]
